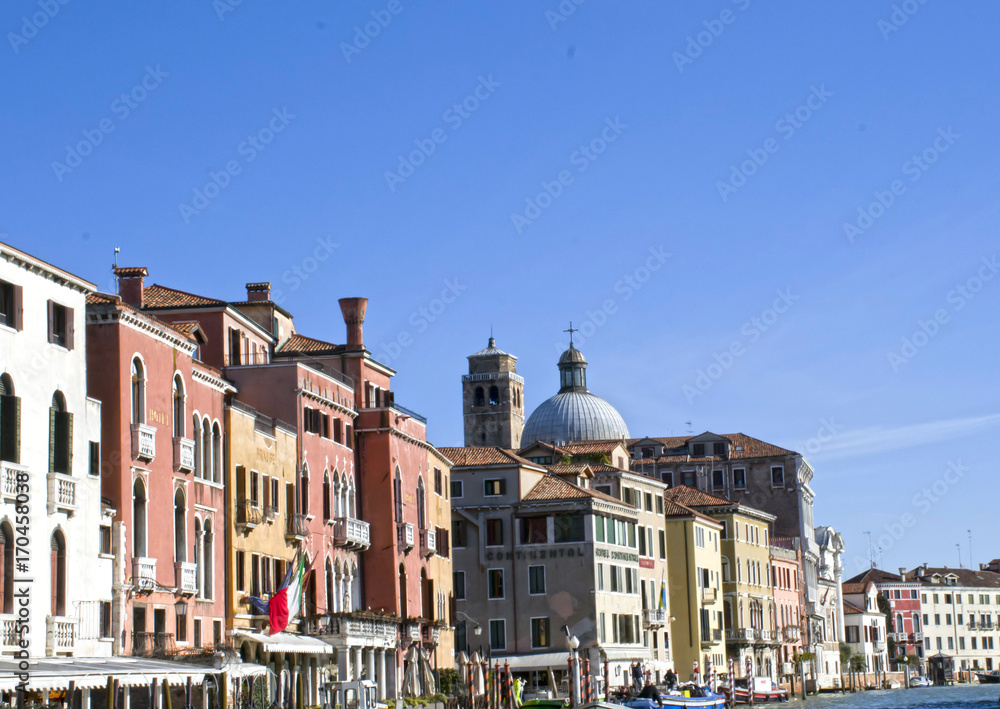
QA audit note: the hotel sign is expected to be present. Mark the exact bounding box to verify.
[485,547,586,561]
[594,547,639,564]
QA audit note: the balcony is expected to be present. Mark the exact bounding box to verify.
[894,632,909,642]
[46,471,78,516]
[236,498,263,530]
[420,528,437,557]
[759,629,776,643]
[701,587,717,604]
[286,513,308,541]
[644,609,667,628]
[1,462,28,503]
[132,631,175,657]
[912,632,923,642]
[264,505,278,522]
[407,623,420,641]
[325,613,398,643]
[0,615,19,653]
[46,616,78,655]
[334,517,371,550]
[173,437,195,472]
[727,628,755,642]
[175,561,198,594]
[130,423,156,461]
[132,557,157,592]
[398,522,415,551]
[713,628,723,641]
[784,625,802,643]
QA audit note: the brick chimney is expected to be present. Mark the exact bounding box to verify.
[338,297,368,348]
[114,267,148,308]
[246,282,271,302]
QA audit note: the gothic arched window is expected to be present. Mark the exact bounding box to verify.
[474,387,484,407]
[488,386,499,406]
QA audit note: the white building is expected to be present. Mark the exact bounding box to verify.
[0,241,114,658]
[810,526,845,689]
[842,581,888,677]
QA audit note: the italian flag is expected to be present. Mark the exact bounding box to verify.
[269,552,311,635]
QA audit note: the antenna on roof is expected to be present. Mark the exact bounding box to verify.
[956,543,963,568]
[113,247,120,269]
[865,531,874,567]
[685,421,693,434]
[968,529,973,569]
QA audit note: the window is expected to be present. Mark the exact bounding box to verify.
[489,386,500,405]
[99,525,112,555]
[655,496,663,514]
[89,441,100,476]
[661,471,673,488]
[554,515,584,543]
[0,374,20,464]
[638,526,647,556]
[451,479,463,498]
[176,608,187,642]
[484,479,506,496]
[0,280,22,330]
[682,470,695,487]
[733,469,746,489]
[48,392,72,474]
[520,517,548,545]
[100,601,113,639]
[474,387,484,407]
[173,490,186,562]
[434,468,443,495]
[658,530,666,560]
[453,571,466,600]
[47,300,74,349]
[712,470,725,490]
[846,626,860,643]
[597,564,604,591]
[530,617,550,648]
[489,619,506,651]
[695,527,706,549]
[172,375,184,437]
[236,552,245,592]
[692,443,705,457]
[771,466,785,487]
[486,519,503,546]
[131,360,147,423]
[50,531,66,616]
[193,619,202,648]
[595,515,605,543]
[452,520,467,548]
[529,565,546,595]
[644,492,653,512]
[610,566,621,593]
[487,569,504,599]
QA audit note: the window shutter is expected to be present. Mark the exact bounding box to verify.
[66,307,75,350]
[47,300,54,343]
[1,396,19,463]
[51,544,58,615]
[499,478,507,495]
[48,407,57,472]
[236,465,246,500]
[12,286,22,331]
[54,411,72,474]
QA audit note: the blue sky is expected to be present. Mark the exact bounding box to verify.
[3,1,998,574]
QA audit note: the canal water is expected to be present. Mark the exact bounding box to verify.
[784,685,998,709]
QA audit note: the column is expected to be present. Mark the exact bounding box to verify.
[81,688,91,709]
[338,646,351,687]
[122,688,131,709]
[201,680,210,709]
[353,647,363,680]
[310,658,319,706]
[366,648,376,682]
[377,649,387,700]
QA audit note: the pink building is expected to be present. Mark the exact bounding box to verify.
[770,538,805,685]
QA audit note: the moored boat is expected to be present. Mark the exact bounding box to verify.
[975,671,1000,684]
[909,675,933,688]
[620,685,727,709]
[718,677,789,704]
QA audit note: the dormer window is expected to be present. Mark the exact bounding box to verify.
[714,442,726,456]
[692,443,705,457]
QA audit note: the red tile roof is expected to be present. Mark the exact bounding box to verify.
[143,284,225,309]
[843,601,865,615]
[663,486,733,508]
[277,333,340,355]
[628,433,798,460]
[436,447,538,468]
[559,440,625,455]
[906,567,1000,588]
[844,568,906,586]
[87,292,200,344]
[661,497,720,525]
[522,475,622,504]
[841,583,868,595]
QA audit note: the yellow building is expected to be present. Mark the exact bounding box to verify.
[663,487,779,680]
[663,494,726,681]
[424,447,455,669]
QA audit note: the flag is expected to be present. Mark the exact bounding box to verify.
[659,576,667,610]
[246,551,313,636]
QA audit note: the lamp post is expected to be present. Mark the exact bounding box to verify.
[456,611,483,654]
[562,626,580,707]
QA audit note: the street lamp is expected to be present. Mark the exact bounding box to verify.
[562,626,581,707]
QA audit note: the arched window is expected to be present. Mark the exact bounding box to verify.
[202,417,212,481]
[172,375,184,438]
[133,478,147,558]
[350,562,360,611]
[193,518,203,597]
[488,386,499,406]
[322,472,331,522]
[174,489,186,562]
[721,556,731,582]
[912,612,920,632]
[325,559,334,614]
[0,374,20,464]
[49,392,72,474]
[416,477,426,530]
[50,530,66,616]
[334,560,343,613]
[421,568,432,620]
[192,416,202,478]
[131,358,145,425]
[398,564,407,618]
[0,522,13,614]
[203,519,214,599]
[347,475,356,518]
[474,387,484,407]
[896,612,904,633]
[212,422,222,483]
[393,468,403,523]
[300,464,310,516]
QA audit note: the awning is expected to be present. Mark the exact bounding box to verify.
[496,653,572,671]
[228,662,270,679]
[233,630,333,655]
[0,657,217,692]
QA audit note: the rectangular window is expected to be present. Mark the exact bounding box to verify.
[99,525,112,555]
[599,613,606,643]
[934,614,940,625]
[682,471,695,487]
[695,527,706,549]
[453,571,466,600]
[488,569,504,599]
[452,520,468,548]
[658,530,666,560]
[554,514,584,543]
[251,554,260,597]
[936,637,942,650]
[947,637,954,650]
[627,522,636,548]
[100,601,113,639]
[529,565,546,595]
[176,610,187,642]
[644,492,653,512]
[47,300,73,349]
[597,563,605,591]
[236,552,245,592]
[712,470,724,490]
[846,626,860,643]
[771,466,785,487]
[489,619,506,651]
[530,617,550,648]
[436,525,449,557]
[595,515,605,543]
[486,518,503,546]
[272,478,279,516]
[0,280,22,330]
[450,479,463,498]
[520,516,548,545]
[610,566,621,593]
[733,469,746,489]
[250,470,259,507]
[661,471,673,488]
[638,526,647,556]
[433,468,443,496]
[484,479,506,496]
[655,496,663,514]
[193,619,202,648]
[89,441,100,476]
[692,443,705,457]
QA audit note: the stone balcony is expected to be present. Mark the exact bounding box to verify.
[912,632,923,642]
[132,557,157,591]
[173,436,195,472]
[46,471,78,516]
[701,587,717,604]
[0,615,19,653]
[333,516,370,550]
[236,498,263,530]
[783,625,802,643]
[324,612,398,648]
[130,423,156,462]
[1,462,28,503]
[398,522,414,551]
[727,628,755,643]
[175,561,198,594]
[420,528,436,557]
[46,615,78,655]
[758,629,777,643]
[643,609,667,628]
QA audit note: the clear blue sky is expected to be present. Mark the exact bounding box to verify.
[3,1,998,574]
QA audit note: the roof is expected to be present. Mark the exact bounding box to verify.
[87,292,200,345]
[907,567,1000,588]
[522,391,630,447]
[468,337,515,359]
[661,496,721,526]
[627,432,798,460]
[277,332,341,355]
[663,485,733,508]
[437,446,538,468]
[844,567,906,586]
[843,601,866,615]
[841,582,869,595]
[143,283,226,309]
[545,463,593,476]
[559,440,625,455]
[522,474,622,504]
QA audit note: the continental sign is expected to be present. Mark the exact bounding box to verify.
[594,547,640,563]
[485,548,585,561]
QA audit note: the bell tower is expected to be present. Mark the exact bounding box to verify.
[462,337,524,448]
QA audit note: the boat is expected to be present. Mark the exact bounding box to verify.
[975,671,1000,684]
[718,677,789,703]
[521,701,569,709]
[618,684,727,709]
[909,676,933,688]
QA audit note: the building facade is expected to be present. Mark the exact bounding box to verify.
[462,338,524,448]
[842,582,888,678]
[0,242,112,658]
[770,539,805,682]
[844,567,924,670]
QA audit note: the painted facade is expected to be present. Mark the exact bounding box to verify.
[770,539,805,681]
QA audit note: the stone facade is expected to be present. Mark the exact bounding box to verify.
[462,338,524,448]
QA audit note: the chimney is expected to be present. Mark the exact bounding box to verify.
[339,297,368,348]
[246,282,271,302]
[114,267,148,308]
[898,567,907,582]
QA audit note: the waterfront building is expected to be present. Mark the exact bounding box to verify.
[661,495,725,682]
[843,567,924,670]
[664,487,778,680]
[87,273,232,657]
[770,538,805,682]
[811,527,845,689]
[441,446,644,694]
[907,565,1000,673]
[0,242,113,658]
[841,581,888,677]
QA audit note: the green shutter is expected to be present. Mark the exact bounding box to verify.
[49,407,56,472]
[1,396,19,463]
[54,411,73,474]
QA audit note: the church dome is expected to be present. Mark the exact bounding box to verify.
[521,342,629,446]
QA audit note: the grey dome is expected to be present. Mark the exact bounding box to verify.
[559,346,587,365]
[522,391,630,446]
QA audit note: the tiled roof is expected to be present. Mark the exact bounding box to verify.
[907,567,1000,588]
[662,497,719,525]
[86,292,199,344]
[628,432,798,460]
[169,321,202,335]
[545,464,592,476]
[559,440,625,455]
[277,333,340,355]
[663,486,733,508]
[843,601,866,615]
[844,568,905,586]
[143,284,225,309]
[841,583,868,595]
[436,447,538,468]
[522,475,622,504]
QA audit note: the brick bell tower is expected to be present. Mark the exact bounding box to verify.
[462,337,524,448]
